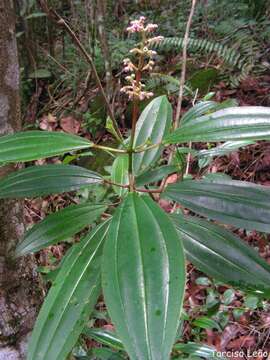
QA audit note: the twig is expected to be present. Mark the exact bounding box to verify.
[38,0,123,142]
[185,88,198,175]
[159,0,197,194]
[174,0,197,129]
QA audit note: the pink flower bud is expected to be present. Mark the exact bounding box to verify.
[145,23,158,32]
[127,20,144,33]
[147,36,164,44]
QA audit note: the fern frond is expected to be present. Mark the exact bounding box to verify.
[154,37,244,68]
[153,37,254,87]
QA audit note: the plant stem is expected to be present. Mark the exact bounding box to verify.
[104,180,163,194]
[158,0,197,195]
[184,91,198,175]
[174,0,197,129]
[134,187,163,194]
[128,52,143,191]
[134,141,162,153]
[92,144,127,154]
[92,141,161,155]
[38,0,123,143]
[104,179,130,189]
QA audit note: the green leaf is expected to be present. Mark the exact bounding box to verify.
[244,295,259,309]
[27,221,110,360]
[0,164,103,198]
[83,328,124,351]
[164,107,270,144]
[25,12,46,19]
[0,131,92,163]
[171,213,270,295]
[28,69,52,78]
[181,99,238,126]
[198,140,254,159]
[222,289,235,305]
[92,348,124,360]
[84,329,221,360]
[133,96,172,174]
[102,193,186,360]
[174,342,221,359]
[202,173,232,182]
[135,165,177,187]
[181,101,219,126]
[195,277,211,286]
[106,117,123,144]
[111,154,129,196]
[164,179,270,232]
[197,140,254,168]
[16,203,107,255]
[192,317,221,331]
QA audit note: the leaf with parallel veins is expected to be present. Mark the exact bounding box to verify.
[102,193,186,360]
[0,164,103,198]
[165,107,270,144]
[0,130,93,163]
[164,178,270,233]
[16,203,107,255]
[27,221,110,360]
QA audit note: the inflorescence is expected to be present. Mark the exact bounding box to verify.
[120,16,164,101]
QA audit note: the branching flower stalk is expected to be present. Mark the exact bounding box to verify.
[120,17,164,191]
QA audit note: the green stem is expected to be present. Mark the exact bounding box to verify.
[128,52,143,191]
[134,141,162,153]
[128,99,139,191]
[92,144,127,154]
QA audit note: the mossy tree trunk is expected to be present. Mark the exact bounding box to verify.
[0,1,43,359]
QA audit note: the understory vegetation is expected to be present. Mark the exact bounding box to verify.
[2,0,270,359]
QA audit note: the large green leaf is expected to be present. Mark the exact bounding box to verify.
[197,140,254,168]
[102,193,186,360]
[133,96,172,174]
[181,99,237,126]
[181,101,218,125]
[135,165,177,187]
[0,164,103,198]
[16,203,107,255]
[111,154,129,196]
[164,106,270,144]
[0,131,92,163]
[171,213,270,295]
[83,328,124,351]
[27,221,110,360]
[198,140,254,159]
[163,179,270,232]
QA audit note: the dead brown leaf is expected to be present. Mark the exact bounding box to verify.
[60,116,80,134]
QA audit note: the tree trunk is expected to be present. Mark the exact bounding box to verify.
[0,1,43,359]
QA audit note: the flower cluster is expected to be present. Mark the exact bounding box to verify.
[121,17,164,101]
[126,16,159,34]
[120,75,154,101]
